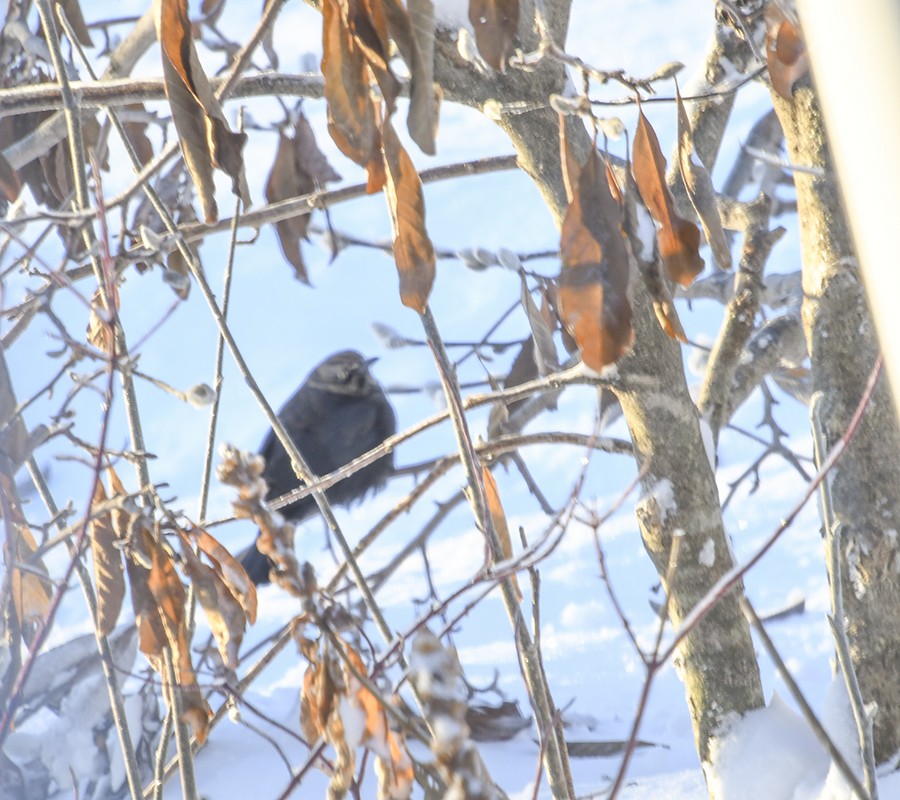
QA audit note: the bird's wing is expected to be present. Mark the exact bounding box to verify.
[258,387,317,461]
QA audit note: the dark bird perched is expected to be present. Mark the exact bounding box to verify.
[240,351,397,585]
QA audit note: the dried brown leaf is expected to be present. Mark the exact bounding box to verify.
[5,501,52,650]
[322,0,378,167]
[265,115,342,284]
[125,538,167,661]
[158,0,250,223]
[559,114,580,205]
[293,113,342,186]
[765,6,809,101]
[145,526,212,740]
[265,133,312,283]
[559,148,633,371]
[191,527,257,624]
[482,467,521,602]
[520,275,559,376]
[106,466,132,541]
[178,531,245,669]
[375,0,438,154]
[89,480,125,636]
[675,88,731,270]
[382,119,435,312]
[406,0,438,155]
[621,172,686,342]
[86,289,114,354]
[469,0,520,72]
[301,646,338,743]
[0,152,22,203]
[122,103,155,167]
[632,107,704,287]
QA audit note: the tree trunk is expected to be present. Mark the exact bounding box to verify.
[432,37,765,794]
[774,79,900,762]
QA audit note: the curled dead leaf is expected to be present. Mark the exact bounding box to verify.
[765,6,809,101]
[482,467,522,601]
[157,0,250,223]
[558,140,633,371]
[382,120,435,313]
[469,0,520,72]
[632,106,704,287]
[89,480,125,636]
[675,87,732,270]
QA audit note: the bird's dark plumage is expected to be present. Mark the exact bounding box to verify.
[240,351,396,585]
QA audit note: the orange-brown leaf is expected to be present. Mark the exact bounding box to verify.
[126,555,166,661]
[0,151,21,203]
[469,0,520,72]
[659,215,704,288]
[191,527,257,624]
[382,120,435,313]
[559,149,633,371]
[765,6,809,100]
[6,517,52,650]
[675,88,731,270]
[632,108,703,287]
[482,467,521,602]
[178,531,246,669]
[322,0,378,167]
[559,114,579,205]
[89,480,125,636]
[158,0,250,222]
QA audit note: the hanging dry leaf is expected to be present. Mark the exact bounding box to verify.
[106,466,133,541]
[675,87,731,270]
[265,133,311,283]
[520,277,559,377]
[558,143,633,371]
[559,114,580,205]
[373,0,438,153]
[382,119,435,313]
[0,152,21,203]
[469,0,520,72]
[621,171,686,342]
[157,0,250,223]
[765,6,809,101]
[632,107,704,288]
[405,0,438,155]
[482,467,521,602]
[301,640,413,800]
[178,531,246,669]
[88,480,125,636]
[191,527,257,624]
[3,485,52,651]
[264,114,342,284]
[122,103,155,167]
[146,527,212,741]
[322,0,379,168]
[86,290,114,354]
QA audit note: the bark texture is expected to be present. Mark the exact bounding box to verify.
[774,79,900,762]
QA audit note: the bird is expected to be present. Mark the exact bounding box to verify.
[240,350,397,585]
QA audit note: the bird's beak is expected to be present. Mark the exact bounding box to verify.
[365,356,379,369]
